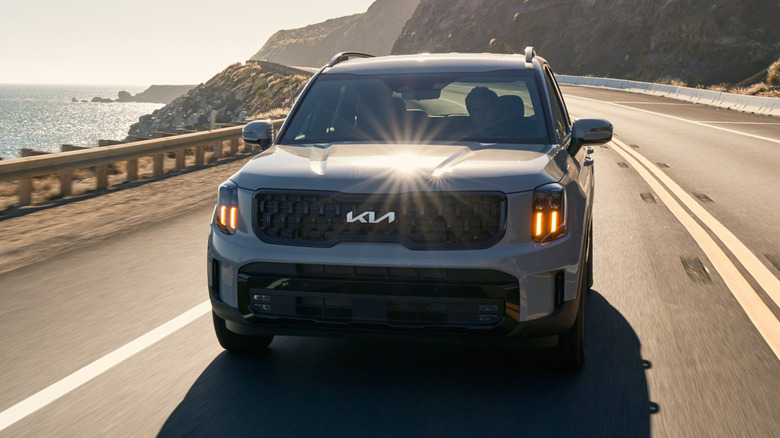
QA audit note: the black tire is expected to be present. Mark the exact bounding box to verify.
[556,247,589,371]
[212,311,273,354]
[557,292,586,371]
[587,222,594,290]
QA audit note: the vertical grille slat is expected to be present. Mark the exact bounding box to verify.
[254,191,506,250]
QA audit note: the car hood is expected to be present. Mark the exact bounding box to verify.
[231,143,566,194]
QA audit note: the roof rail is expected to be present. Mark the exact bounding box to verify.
[327,52,374,67]
[524,46,536,68]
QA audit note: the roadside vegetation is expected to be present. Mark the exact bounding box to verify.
[706,59,780,97]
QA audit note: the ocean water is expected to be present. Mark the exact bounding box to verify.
[0,84,163,160]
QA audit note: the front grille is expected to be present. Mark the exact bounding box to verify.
[254,190,506,249]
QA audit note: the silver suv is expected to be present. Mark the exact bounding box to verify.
[208,49,612,370]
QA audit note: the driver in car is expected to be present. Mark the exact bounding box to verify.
[465,86,507,138]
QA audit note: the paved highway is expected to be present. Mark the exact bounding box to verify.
[1,87,779,437]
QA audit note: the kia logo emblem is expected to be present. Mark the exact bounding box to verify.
[346,211,396,224]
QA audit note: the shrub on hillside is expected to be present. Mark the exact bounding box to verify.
[767,59,780,86]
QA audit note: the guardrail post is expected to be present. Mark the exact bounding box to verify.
[18,148,48,206]
[127,158,138,181]
[153,153,164,176]
[212,141,222,160]
[60,170,72,197]
[230,138,239,156]
[175,149,185,170]
[96,164,108,190]
[18,179,31,206]
[195,145,205,165]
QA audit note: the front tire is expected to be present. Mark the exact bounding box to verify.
[587,222,594,290]
[555,250,588,371]
[212,311,273,354]
[557,291,586,370]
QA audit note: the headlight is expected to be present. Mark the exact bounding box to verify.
[531,183,567,242]
[215,180,239,234]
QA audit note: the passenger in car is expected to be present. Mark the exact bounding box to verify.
[498,95,536,138]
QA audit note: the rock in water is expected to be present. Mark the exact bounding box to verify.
[117,91,133,102]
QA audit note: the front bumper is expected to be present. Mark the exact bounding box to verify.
[208,187,587,348]
[209,236,585,349]
[210,288,579,350]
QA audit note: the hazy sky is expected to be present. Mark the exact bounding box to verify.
[0,0,377,86]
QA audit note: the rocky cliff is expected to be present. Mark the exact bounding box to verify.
[127,0,779,138]
[127,63,308,138]
[391,0,780,86]
[250,0,420,67]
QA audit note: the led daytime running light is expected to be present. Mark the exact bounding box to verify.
[532,183,566,242]
[216,181,239,234]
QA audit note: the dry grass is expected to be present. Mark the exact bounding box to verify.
[657,78,688,87]
[728,83,780,98]
[253,107,288,120]
[767,59,780,86]
[732,83,768,95]
[705,84,729,93]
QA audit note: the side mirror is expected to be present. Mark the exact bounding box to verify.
[569,118,613,155]
[242,119,274,150]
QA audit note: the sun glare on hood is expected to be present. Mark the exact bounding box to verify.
[349,152,443,175]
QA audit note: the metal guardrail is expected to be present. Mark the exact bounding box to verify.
[0,119,284,208]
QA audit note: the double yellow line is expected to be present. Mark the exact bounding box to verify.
[609,137,780,360]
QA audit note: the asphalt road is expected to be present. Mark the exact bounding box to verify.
[1,87,779,437]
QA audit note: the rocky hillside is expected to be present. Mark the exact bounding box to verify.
[391,0,780,86]
[250,14,362,66]
[250,0,420,67]
[127,63,308,138]
[125,0,779,139]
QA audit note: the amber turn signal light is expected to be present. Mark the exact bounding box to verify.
[215,180,239,234]
[532,183,566,242]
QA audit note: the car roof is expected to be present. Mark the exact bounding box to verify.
[325,53,547,75]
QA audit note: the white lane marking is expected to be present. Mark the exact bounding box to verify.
[567,94,780,145]
[609,102,698,105]
[609,138,780,360]
[0,300,211,432]
[691,122,780,126]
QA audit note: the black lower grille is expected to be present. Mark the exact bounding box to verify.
[254,190,506,249]
[237,262,519,330]
[249,291,505,327]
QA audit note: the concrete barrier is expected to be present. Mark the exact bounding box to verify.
[557,75,779,116]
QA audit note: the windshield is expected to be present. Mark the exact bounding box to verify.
[280,70,550,146]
